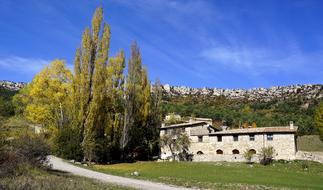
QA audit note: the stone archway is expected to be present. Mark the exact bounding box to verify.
[197,151,204,155]
[216,149,223,154]
[249,149,256,155]
[232,149,240,154]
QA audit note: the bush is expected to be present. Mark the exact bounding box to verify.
[0,132,51,177]
[243,149,254,164]
[259,146,275,165]
[53,126,83,161]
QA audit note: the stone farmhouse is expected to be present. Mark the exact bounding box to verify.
[160,115,298,162]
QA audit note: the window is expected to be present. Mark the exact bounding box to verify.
[217,135,222,142]
[216,149,223,154]
[249,134,255,141]
[233,135,239,141]
[232,149,240,154]
[197,151,204,155]
[198,136,203,142]
[267,133,273,141]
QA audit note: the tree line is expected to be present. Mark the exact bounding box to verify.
[13,7,162,163]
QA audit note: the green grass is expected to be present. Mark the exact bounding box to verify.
[0,168,133,190]
[298,135,323,152]
[85,160,323,190]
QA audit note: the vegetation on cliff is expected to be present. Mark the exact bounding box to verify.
[161,95,322,136]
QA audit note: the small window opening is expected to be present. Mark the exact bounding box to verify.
[267,133,273,141]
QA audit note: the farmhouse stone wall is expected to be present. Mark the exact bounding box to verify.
[188,133,296,162]
[296,151,323,163]
[160,124,298,162]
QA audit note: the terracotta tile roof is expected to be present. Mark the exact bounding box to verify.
[160,121,208,129]
[210,126,298,135]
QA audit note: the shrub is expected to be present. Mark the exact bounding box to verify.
[243,149,254,164]
[301,161,309,171]
[259,146,275,165]
[14,133,51,167]
[53,126,83,161]
[0,132,51,177]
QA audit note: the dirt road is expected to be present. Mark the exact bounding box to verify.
[48,156,195,190]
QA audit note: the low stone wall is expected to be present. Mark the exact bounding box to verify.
[193,154,254,162]
[296,151,323,163]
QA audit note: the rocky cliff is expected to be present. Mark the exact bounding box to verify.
[1,80,322,102]
[162,84,323,101]
[0,80,26,91]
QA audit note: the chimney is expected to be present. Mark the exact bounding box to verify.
[289,121,294,129]
[161,123,165,128]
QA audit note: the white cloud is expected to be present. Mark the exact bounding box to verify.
[110,0,216,31]
[199,45,323,76]
[0,56,51,74]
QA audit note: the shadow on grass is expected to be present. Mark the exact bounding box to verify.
[46,168,69,176]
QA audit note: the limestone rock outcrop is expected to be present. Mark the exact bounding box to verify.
[0,80,26,91]
[161,84,323,101]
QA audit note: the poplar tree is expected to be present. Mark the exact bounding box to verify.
[84,23,110,162]
[121,42,151,160]
[71,7,111,162]
[15,6,161,162]
[147,79,163,158]
[71,48,81,125]
[106,50,126,159]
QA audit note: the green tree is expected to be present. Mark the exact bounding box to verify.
[160,129,191,161]
[243,149,254,164]
[146,79,163,159]
[314,101,323,141]
[121,42,151,160]
[259,146,275,165]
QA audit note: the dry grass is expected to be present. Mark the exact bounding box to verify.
[297,135,323,152]
[0,168,133,190]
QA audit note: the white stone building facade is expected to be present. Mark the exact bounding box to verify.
[160,119,298,162]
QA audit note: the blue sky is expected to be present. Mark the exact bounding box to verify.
[0,0,322,88]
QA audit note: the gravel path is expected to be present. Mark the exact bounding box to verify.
[48,156,195,190]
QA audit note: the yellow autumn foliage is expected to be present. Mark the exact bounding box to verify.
[22,59,72,127]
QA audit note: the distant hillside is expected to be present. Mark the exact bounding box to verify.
[2,80,322,102]
[160,84,323,136]
[0,80,26,91]
[162,84,323,102]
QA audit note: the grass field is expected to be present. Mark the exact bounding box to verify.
[0,168,133,190]
[86,160,323,190]
[297,135,323,152]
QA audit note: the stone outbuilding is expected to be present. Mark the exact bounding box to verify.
[160,117,298,162]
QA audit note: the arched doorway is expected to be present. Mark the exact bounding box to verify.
[232,149,240,154]
[249,149,256,155]
[197,151,204,155]
[216,149,223,154]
